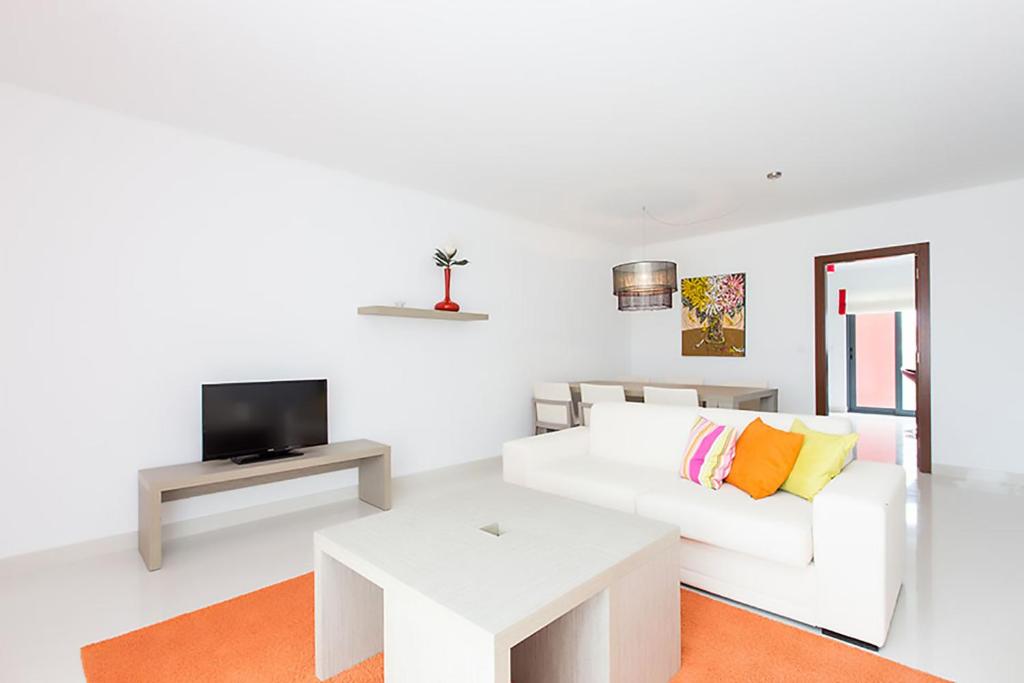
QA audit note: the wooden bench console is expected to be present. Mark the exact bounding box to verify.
[138,439,391,571]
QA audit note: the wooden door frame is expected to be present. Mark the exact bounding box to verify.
[814,243,931,473]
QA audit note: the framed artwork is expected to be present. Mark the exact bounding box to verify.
[680,273,746,357]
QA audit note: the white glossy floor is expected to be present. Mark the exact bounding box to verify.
[839,412,918,482]
[2,457,1023,682]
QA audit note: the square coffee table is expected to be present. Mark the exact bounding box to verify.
[314,482,680,682]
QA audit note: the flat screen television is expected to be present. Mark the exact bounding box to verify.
[202,379,328,464]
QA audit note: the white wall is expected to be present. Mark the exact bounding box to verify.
[5,80,1023,560]
[0,85,628,559]
[628,177,1024,475]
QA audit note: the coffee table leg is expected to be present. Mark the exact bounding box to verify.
[512,543,679,683]
[384,585,511,683]
[315,546,384,681]
[511,588,613,682]
[607,543,680,682]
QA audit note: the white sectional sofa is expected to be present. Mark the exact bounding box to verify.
[502,402,905,648]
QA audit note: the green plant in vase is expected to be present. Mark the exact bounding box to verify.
[433,246,469,312]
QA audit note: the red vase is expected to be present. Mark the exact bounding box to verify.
[434,267,460,311]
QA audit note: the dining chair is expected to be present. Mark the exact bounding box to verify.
[532,382,576,434]
[579,383,626,426]
[643,386,700,407]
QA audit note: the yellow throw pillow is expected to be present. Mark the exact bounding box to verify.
[780,419,858,500]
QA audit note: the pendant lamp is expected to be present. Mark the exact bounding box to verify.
[612,260,678,311]
[612,207,677,311]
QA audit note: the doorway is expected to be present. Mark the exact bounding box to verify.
[814,243,931,473]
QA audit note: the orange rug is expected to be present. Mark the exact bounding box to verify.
[81,573,946,682]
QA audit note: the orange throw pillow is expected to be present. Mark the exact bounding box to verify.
[726,418,805,499]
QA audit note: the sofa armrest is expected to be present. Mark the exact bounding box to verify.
[812,460,906,647]
[502,427,590,486]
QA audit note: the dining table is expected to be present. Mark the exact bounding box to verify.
[568,380,779,412]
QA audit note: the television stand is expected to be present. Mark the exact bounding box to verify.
[230,450,304,465]
[137,439,391,571]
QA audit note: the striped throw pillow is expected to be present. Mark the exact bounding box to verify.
[681,417,739,490]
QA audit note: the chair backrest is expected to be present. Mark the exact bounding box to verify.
[534,382,571,401]
[588,402,854,472]
[533,382,573,429]
[643,386,699,407]
[579,383,626,426]
[580,383,626,403]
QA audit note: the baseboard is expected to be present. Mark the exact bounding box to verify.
[0,484,361,578]
[932,464,1024,486]
[0,529,140,578]
[0,456,501,577]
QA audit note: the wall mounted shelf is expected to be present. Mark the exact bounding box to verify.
[357,306,489,321]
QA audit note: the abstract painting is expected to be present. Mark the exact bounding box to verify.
[680,273,746,357]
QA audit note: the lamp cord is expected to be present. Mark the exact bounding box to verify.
[640,206,648,259]
[641,204,742,228]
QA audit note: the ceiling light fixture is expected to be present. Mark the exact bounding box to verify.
[612,207,678,311]
[767,170,783,180]
[612,260,678,311]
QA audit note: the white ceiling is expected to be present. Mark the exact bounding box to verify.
[3,1,1023,244]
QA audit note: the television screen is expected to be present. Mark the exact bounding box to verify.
[202,379,328,461]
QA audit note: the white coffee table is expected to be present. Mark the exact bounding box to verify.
[314,482,680,683]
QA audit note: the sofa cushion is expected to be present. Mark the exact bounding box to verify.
[635,479,813,567]
[526,456,666,514]
[781,419,860,500]
[588,403,698,472]
[697,407,854,437]
[681,416,738,490]
[726,418,805,499]
[586,403,854,475]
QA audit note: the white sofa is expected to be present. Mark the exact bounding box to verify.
[502,402,905,648]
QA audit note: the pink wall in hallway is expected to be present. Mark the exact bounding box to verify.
[855,313,896,409]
